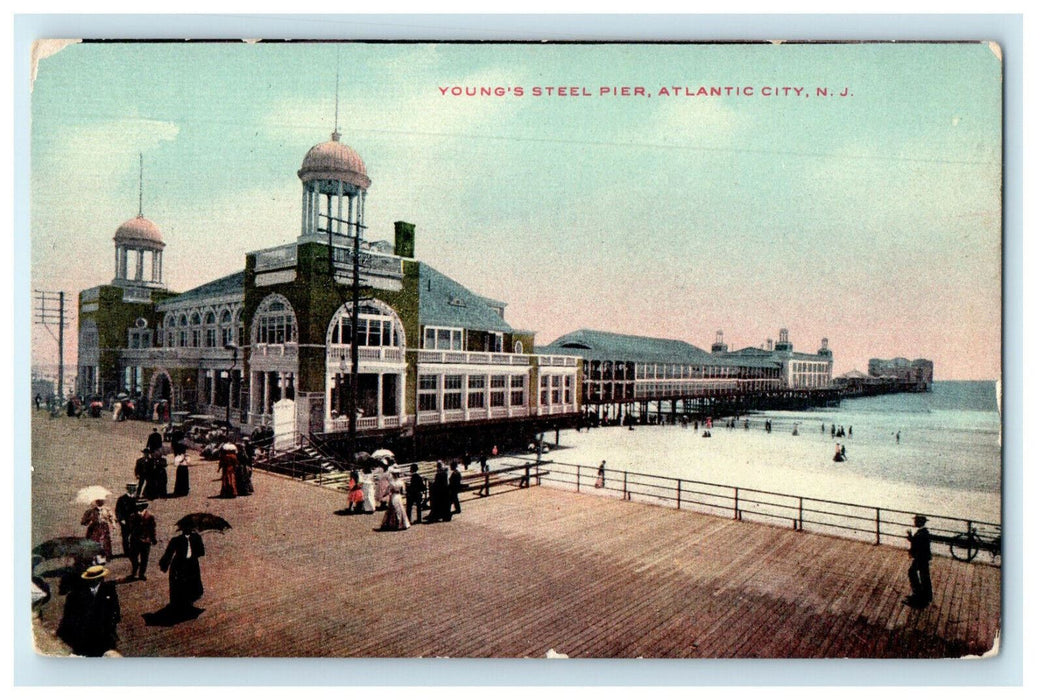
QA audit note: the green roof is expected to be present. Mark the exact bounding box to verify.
[418,263,514,334]
[156,270,244,308]
[541,329,782,368]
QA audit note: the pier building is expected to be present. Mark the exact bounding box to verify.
[76,130,581,453]
[539,327,835,422]
[868,357,934,391]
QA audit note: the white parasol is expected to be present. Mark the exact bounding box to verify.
[371,448,395,461]
[74,485,111,505]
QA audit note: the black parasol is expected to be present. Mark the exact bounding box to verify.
[175,512,232,533]
[32,536,104,562]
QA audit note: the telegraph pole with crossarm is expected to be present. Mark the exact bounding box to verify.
[34,290,68,402]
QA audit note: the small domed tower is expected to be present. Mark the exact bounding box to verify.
[818,337,833,358]
[775,327,793,353]
[113,155,165,289]
[298,129,371,243]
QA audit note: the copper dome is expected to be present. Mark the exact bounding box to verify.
[297,132,371,190]
[114,215,164,248]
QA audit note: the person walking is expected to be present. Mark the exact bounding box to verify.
[217,444,238,498]
[57,565,121,657]
[449,462,463,515]
[113,483,138,558]
[126,500,157,580]
[425,462,452,523]
[234,444,254,496]
[149,451,168,499]
[595,460,606,489]
[81,498,116,562]
[172,453,190,497]
[359,466,376,513]
[134,449,152,497]
[379,468,411,531]
[406,464,426,524]
[146,428,163,454]
[158,525,206,611]
[905,515,933,607]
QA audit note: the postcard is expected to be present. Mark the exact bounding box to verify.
[28,39,1002,662]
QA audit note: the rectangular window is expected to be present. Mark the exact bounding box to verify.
[510,374,525,406]
[443,375,463,410]
[367,320,381,347]
[467,392,485,409]
[437,329,451,350]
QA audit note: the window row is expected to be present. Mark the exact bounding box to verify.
[539,374,574,406]
[418,373,526,412]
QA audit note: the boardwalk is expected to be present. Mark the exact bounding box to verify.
[30,416,1000,658]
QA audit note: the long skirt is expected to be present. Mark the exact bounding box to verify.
[173,463,190,497]
[380,494,410,531]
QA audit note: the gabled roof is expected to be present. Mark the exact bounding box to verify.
[418,263,514,334]
[541,329,714,365]
[156,271,244,309]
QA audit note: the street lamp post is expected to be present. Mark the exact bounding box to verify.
[224,342,238,427]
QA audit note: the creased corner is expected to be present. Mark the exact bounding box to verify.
[30,39,81,92]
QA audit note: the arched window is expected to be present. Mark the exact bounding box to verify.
[326,299,405,348]
[204,310,217,348]
[189,312,202,348]
[178,313,189,347]
[220,308,234,347]
[163,313,177,347]
[252,295,298,345]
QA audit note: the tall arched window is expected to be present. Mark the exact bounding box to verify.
[220,308,234,347]
[189,312,202,348]
[252,295,298,345]
[326,299,405,348]
[164,313,177,347]
[204,310,217,348]
[178,313,189,347]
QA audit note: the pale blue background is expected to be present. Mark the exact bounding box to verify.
[12,13,1023,687]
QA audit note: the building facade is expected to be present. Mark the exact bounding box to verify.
[77,130,581,453]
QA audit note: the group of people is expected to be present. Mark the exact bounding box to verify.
[345,460,465,529]
[65,483,208,656]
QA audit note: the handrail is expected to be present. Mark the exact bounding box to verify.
[538,459,1001,559]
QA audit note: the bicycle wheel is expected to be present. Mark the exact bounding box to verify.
[949,535,980,562]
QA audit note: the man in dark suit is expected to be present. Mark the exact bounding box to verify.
[449,462,464,515]
[146,427,164,453]
[406,464,426,524]
[113,483,138,558]
[57,565,121,656]
[905,514,933,607]
[134,449,152,497]
[127,500,158,580]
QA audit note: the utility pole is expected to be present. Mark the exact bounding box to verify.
[34,290,68,401]
[348,206,366,462]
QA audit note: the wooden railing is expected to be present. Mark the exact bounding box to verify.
[537,460,1001,563]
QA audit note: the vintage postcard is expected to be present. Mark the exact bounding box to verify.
[28,39,1002,662]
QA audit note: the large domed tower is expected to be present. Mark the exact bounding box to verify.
[113,156,166,290]
[297,129,371,243]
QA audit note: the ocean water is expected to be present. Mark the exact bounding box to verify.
[538,381,1002,527]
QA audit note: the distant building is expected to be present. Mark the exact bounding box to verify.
[540,327,834,419]
[868,357,933,391]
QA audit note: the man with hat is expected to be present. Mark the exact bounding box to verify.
[57,565,121,656]
[905,514,933,607]
[114,483,139,558]
[127,499,158,580]
[134,448,152,497]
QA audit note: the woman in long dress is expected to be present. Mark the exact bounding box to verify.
[379,469,410,531]
[218,446,238,498]
[172,453,190,497]
[359,467,376,513]
[81,498,116,561]
[158,526,205,611]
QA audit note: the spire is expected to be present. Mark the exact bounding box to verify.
[137,152,144,217]
[331,52,341,142]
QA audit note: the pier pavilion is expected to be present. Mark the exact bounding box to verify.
[539,327,837,422]
[76,129,581,455]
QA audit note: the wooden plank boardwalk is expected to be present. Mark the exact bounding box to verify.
[31,416,1000,658]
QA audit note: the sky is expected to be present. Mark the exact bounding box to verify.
[29,40,1002,380]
